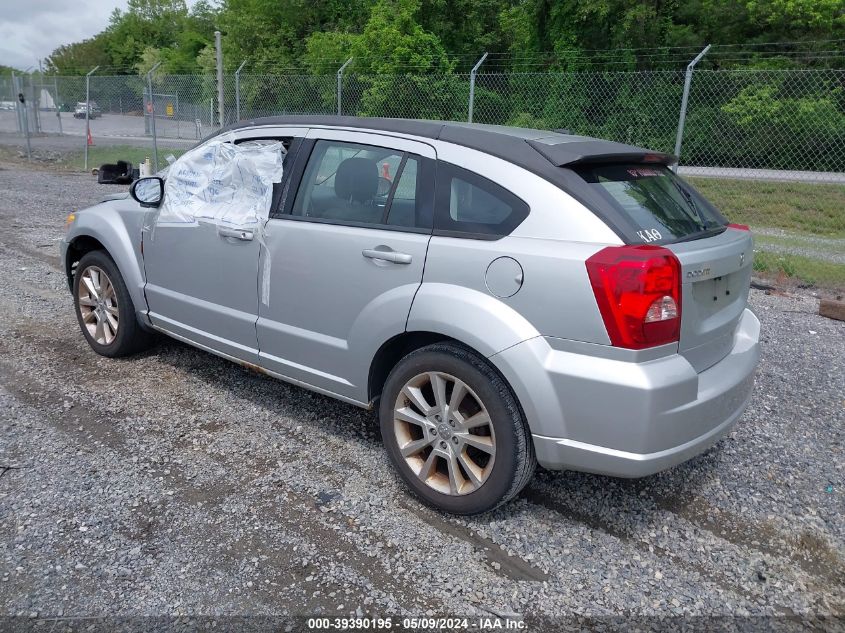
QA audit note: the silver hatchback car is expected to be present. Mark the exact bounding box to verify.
[61,116,760,514]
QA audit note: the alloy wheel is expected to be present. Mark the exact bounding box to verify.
[393,372,496,496]
[77,265,119,346]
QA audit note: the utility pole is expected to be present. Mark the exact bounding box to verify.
[215,30,224,128]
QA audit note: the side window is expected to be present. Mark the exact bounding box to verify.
[434,162,529,238]
[291,140,417,227]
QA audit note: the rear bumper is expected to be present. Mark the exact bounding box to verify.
[491,308,760,478]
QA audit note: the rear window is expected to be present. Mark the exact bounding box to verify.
[434,162,529,239]
[575,164,727,244]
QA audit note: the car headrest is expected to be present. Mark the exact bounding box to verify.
[335,157,378,202]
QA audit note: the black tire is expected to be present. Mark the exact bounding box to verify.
[379,342,536,515]
[73,250,154,358]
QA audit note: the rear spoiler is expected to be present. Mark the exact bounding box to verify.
[527,138,678,167]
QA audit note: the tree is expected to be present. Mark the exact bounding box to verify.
[219,0,373,72]
[45,0,216,75]
[41,0,845,77]
[45,35,112,74]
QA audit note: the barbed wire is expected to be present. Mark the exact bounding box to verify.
[29,38,845,76]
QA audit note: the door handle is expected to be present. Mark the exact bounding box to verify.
[218,227,254,241]
[362,248,412,265]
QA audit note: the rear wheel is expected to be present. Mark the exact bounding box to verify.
[73,250,153,357]
[379,343,535,515]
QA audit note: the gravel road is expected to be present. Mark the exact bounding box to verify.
[0,161,843,629]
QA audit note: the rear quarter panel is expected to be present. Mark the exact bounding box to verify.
[408,141,621,353]
[411,236,612,353]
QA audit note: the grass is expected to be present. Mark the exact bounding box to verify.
[752,250,845,291]
[65,144,186,171]
[689,177,845,238]
[689,177,845,290]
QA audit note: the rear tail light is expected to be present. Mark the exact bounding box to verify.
[585,245,682,349]
[728,223,750,231]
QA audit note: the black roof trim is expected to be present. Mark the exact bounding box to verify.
[220,115,676,168]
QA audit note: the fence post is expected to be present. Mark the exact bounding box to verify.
[83,66,99,171]
[54,77,63,135]
[337,58,353,116]
[673,44,710,171]
[146,62,162,172]
[235,59,247,122]
[215,31,224,128]
[468,52,488,124]
[29,73,41,134]
[11,72,24,134]
[16,76,32,162]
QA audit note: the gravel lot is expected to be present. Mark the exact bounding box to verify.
[0,160,843,628]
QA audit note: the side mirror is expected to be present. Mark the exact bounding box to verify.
[130,177,164,208]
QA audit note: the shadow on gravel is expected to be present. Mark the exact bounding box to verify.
[149,337,381,443]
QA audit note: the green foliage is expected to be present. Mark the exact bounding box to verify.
[44,0,845,77]
[675,72,845,171]
[304,33,358,74]
[354,74,468,119]
[352,0,452,74]
[45,0,216,75]
[722,83,845,136]
[220,0,371,72]
[753,251,798,277]
[45,36,113,74]
[751,250,845,290]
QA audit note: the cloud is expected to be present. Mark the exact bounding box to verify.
[0,0,127,70]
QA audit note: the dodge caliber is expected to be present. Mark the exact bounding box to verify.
[61,116,760,514]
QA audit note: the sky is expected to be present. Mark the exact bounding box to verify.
[1,0,136,70]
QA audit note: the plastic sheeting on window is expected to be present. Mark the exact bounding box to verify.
[153,136,285,226]
[146,136,286,305]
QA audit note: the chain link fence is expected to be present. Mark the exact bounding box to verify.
[1,68,843,181]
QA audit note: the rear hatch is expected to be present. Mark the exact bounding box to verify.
[572,161,753,372]
[668,229,753,371]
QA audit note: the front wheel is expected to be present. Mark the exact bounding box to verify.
[73,250,153,357]
[379,343,536,515]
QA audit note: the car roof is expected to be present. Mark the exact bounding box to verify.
[221,115,676,170]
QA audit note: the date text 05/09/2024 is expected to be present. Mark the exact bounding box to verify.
[306,616,526,630]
